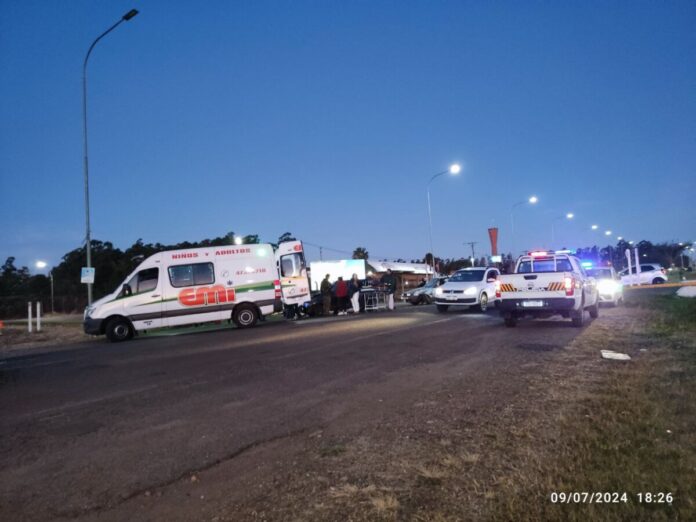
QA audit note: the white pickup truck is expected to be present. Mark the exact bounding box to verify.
[496,251,599,327]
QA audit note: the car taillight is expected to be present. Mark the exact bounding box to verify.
[274,279,282,299]
[495,280,501,298]
[564,276,575,296]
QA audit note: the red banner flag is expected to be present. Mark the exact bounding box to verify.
[488,227,498,256]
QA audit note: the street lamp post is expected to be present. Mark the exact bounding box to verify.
[551,212,574,247]
[510,195,538,255]
[426,163,461,278]
[82,8,139,305]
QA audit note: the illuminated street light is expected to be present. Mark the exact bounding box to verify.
[566,213,574,219]
[35,260,54,313]
[510,195,540,254]
[426,163,462,277]
[35,260,47,269]
[605,230,612,236]
[82,8,139,306]
[591,224,598,230]
[617,236,623,241]
[234,236,243,245]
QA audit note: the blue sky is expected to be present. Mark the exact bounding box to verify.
[1,0,695,273]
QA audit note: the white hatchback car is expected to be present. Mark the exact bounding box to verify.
[619,263,667,285]
[433,267,500,313]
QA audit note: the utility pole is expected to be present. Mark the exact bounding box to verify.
[464,241,478,259]
[319,246,323,260]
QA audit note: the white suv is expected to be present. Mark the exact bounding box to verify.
[619,263,667,285]
[433,267,499,313]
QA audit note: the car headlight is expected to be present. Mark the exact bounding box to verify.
[597,280,620,294]
[464,286,477,295]
[435,287,443,296]
[84,306,95,319]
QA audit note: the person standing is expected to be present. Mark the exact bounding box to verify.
[349,273,362,313]
[380,269,397,310]
[335,276,349,315]
[320,274,332,316]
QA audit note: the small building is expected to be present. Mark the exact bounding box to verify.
[366,261,434,298]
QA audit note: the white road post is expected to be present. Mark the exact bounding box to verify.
[36,302,42,332]
[28,302,33,333]
[625,249,633,287]
[634,248,641,285]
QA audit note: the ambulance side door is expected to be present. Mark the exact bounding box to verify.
[123,267,164,331]
[162,261,225,326]
[276,241,311,306]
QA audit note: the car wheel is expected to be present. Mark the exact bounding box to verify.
[652,278,665,285]
[233,304,258,328]
[571,309,585,327]
[475,293,488,313]
[105,317,133,342]
[424,295,433,305]
[589,302,599,319]
[436,304,449,313]
[409,299,419,306]
[504,314,517,327]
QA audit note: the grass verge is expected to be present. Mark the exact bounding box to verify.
[491,297,696,521]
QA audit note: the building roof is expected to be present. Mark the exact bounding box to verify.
[367,261,434,275]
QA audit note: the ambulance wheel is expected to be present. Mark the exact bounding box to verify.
[233,304,258,328]
[105,317,133,342]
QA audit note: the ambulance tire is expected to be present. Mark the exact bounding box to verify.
[233,304,258,328]
[105,317,133,342]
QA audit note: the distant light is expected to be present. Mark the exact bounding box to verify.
[628,241,634,245]
[605,230,612,236]
[678,242,683,246]
[642,254,647,257]
[529,196,538,204]
[617,236,623,241]
[449,163,462,175]
[367,270,373,276]
[234,237,243,245]
[591,224,598,230]
[581,261,593,268]
[35,260,47,269]
[566,213,574,219]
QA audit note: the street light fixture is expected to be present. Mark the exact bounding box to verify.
[82,8,139,306]
[510,195,539,254]
[426,163,461,277]
[605,230,612,236]
[234,236,243,245]
[591,224,598,230]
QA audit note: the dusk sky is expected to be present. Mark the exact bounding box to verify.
[1,0,695,274]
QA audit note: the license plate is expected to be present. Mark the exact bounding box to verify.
[522,300,544,307]
[447,295,458,300]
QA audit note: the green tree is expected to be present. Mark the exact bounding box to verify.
[278,232,296,244]
[352,247,369,260]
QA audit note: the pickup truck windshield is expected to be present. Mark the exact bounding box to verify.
[517,257,573,273]
[449,270,485,282]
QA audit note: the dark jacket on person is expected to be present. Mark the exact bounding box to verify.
[380,273,397,294]
[320,278,332,295]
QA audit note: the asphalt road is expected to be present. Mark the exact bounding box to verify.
[0,305,591,521]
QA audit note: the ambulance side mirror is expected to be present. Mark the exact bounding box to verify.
[122,283,133,297]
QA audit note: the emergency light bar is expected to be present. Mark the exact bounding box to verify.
[581,261,593,268]
[527,249,576,257]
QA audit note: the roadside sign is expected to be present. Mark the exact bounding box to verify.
[81,267,95,284]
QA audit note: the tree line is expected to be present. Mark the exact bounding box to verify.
[0,236,691,318]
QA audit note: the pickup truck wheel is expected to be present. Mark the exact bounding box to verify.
[436,305,449,313]
[105,317,133,342]
[589,302,599,319]
[652,278,665,285]
[571,309,585,327]
[504,314,517,327]
[475,293,488,313]
[233,304,258,328]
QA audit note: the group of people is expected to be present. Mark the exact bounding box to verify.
[320,269,397,316]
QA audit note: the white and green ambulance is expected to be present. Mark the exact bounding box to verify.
[83,241,310,342]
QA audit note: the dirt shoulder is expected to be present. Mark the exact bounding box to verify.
[0,321,90,355]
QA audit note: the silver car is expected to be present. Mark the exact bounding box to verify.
[402,277,448,305]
